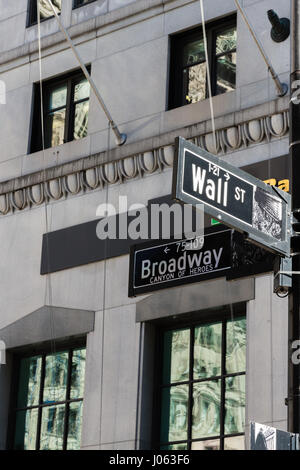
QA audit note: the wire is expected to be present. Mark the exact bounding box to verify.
[199,0,217,153]
[37,1,59,450]
[99,121,111,445]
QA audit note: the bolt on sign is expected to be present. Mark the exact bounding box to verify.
[172,137,291,257]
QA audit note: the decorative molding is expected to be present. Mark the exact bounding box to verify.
[0,109,289,216]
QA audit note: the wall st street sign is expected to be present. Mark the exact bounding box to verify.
[128,229,232,296]
[172,137,291,257]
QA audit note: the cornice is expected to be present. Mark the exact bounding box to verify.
[0,103,289,216]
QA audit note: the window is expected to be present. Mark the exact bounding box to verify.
[73,0,97,8]
[168,16,236,109]
[13,346,86,450]
[157,316,246,450]
[28,0,62,27]
[31,69,90,153]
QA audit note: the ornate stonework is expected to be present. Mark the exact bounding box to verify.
[0,110,289,216]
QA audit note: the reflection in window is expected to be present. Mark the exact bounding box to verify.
[194,323,222,379]
[226,318,246,374]
[31,70,90,153]
[14,346,86,450]
[74,0,97,8]
[163,329,190,384]
[28,0,61,26]
[43,75,90,150]
[192,380,221,439]
[160,316,246,450]
[161,385,189,443]
[192,438,220,450]
[38,0,61,20]
[169,17,236,109]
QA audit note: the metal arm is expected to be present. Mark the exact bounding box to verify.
[46,0,127,146]
[234,0,288,97]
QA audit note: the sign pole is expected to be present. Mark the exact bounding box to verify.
[289,0,300,434]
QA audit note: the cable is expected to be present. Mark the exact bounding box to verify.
[37,1,59,450]
[99,121,111,446]
[199,0,217,153]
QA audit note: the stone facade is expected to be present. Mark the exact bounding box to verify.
[0,0,291,450]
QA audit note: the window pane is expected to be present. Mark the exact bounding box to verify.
[70,349,86,399]
[192,439,220,450]
[194,322,222,379]
[161,443,188,450]
[216,27,237,54]
[163,329,190,384]
[161,385,189,443]
[224,435,245,450]
[74,101,89,140]
[183,38,205,66]
[40,405,65,450]
[67,402,83,450]
[75,0,96,6]
[224,375,245,435]
[192,380,221,439]
[14,409,39,450]
[17,356,42,408]
[74,79,90,102]
[226,318,246,374]
[49,85,67,110]
[43,352,68,403]
[186,63,206,104]
[216,52,236,95]
[46,109,66,148]
[39,0,61,20]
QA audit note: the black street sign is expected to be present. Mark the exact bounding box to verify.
[172,137,291,257]
[250,422,299,450]
[128,229,232,297]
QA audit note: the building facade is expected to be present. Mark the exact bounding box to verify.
[0,0,292,450]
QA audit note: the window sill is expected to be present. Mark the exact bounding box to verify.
[163,89,240,134]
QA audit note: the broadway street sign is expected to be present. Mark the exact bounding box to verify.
[128,229,232,296]
[172,137,291,257]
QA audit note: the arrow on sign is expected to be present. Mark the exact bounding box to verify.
[224,172,230,181]
[164,247,170,254]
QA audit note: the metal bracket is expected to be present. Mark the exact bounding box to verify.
[274,257,293,294]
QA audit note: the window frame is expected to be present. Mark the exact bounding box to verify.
[73,0,98,9]
[168,14,237,110]
[27,0,62,28]
[8,338,86,451]
[152,306,246,450]
[30,67,90,154]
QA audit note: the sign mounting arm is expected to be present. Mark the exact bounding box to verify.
[46,0,127,146]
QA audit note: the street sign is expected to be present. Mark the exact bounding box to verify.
[172,137,291,257]
[128,229,232,297]
[250,422,299,450]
